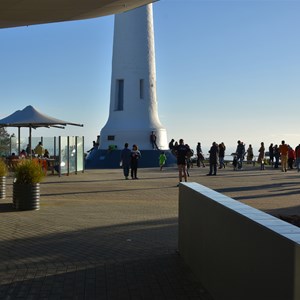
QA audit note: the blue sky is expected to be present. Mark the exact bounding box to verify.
[1,0,300,155]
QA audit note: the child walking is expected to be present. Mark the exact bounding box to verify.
[159,151,167,171]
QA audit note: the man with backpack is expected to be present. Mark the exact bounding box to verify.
[174,139,190,186]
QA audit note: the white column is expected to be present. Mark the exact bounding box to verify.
[99,4,168,150]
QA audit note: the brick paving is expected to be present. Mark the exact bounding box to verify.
[0,165,300,299]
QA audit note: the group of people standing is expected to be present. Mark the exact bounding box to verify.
[234,140,300,172]
[120,143,141,180]
[120,138,300,185]
[169,139,226,183]
[266,141,300,172]
[200,139,300,175]
[206,142,226,176]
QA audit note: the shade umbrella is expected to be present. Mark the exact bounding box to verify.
[0,105,83,155]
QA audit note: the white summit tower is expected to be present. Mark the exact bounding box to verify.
[99,4,168,151]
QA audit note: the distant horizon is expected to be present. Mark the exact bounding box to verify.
[3,133,297,160]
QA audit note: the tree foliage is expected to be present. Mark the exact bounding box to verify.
[0,127,11,156]
[0,127,9,138]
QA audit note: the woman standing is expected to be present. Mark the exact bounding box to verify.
[258,142,265,170]
[218,142,226,169]
[246,144,254,164]
[207,142,219,176]
[274,145,280,168]
[131,144,141,179]
[196,142,205,167]
[288,146,295,169]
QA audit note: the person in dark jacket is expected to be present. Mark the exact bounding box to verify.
[174,139,190,186]
[120,143,131,179]
[218,142,226,169]
[130,144,141,179]
[269,143,274,167]
[207,142,219,176]
[288,146,295,170]
[236,140,245,169]
[150,131,158,150]
[274,144,280,169]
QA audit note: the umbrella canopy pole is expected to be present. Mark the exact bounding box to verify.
[29,126,32,158]
[18,127,21,155]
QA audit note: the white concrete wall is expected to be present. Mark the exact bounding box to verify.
[179,182,300,300]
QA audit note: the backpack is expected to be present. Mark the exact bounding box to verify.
[187,149,194,158]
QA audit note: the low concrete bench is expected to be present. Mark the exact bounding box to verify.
[178,182,300,300]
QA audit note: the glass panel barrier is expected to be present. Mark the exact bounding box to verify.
[10,136,18,155]
[76,136,84,172]
[69,136,76,174]
[60,136,68,175]
[1,135,83,175]
[43,137,55,157]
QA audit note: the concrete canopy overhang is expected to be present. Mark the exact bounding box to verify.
[0,0,157,28]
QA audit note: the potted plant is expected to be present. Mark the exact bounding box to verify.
[13,159,45,210]
[0,158,8,199]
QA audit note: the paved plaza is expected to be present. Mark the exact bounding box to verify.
[1,164,300,299]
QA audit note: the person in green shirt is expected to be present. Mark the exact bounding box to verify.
[159,151,167,171]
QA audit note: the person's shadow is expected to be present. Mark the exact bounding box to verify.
[0,203,15,213]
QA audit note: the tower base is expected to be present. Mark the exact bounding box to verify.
[85,149,177,169]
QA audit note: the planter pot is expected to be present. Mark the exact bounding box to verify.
[13,183,40,210]
[0,176,6,199]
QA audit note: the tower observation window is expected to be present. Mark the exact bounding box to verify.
[115,79,124,111]
[140,79,144,99]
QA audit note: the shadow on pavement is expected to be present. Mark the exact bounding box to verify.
[0,217,214,300]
